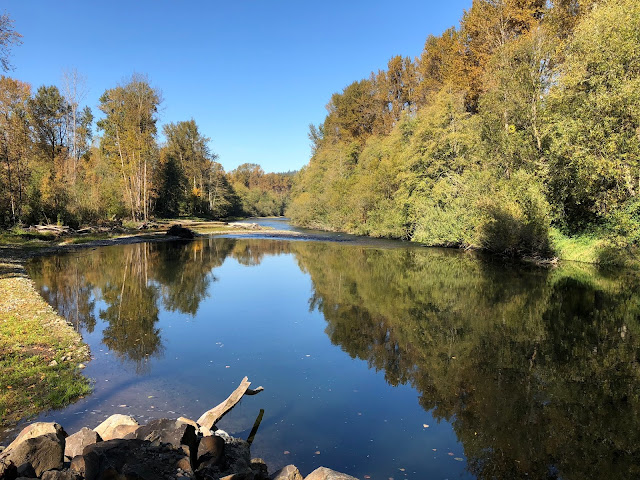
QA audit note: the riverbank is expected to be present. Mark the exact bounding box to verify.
[0,257,91,428]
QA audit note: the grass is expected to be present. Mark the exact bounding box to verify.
[0,260,91,428]
[550,227,640,270]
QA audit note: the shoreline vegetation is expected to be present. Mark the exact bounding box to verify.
[287,0,640,264]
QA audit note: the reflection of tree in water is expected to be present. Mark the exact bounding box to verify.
[153,238,235,315]
[292,242,640,480]
[98,245,163,373]
[231,239,291,266]
[29,255,97,333]
[28,238,242,372]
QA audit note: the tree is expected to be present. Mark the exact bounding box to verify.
[460,0,545,111]
[0,76,30,224]
[28,85,69,163]
[416,27,465,107]
[0,13,21,72]
[61,68,89,181]
[547,0,640,229]
[97,74,161,221]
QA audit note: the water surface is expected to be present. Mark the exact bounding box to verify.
[21,234,640,479]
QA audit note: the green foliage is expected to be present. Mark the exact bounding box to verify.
[228,163,293,217]
[289,0,640,258]
[547,0,640,230]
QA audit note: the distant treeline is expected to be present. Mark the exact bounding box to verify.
[288,0,640,257]
[0,66,293,226]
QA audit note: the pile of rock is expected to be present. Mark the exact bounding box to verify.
[0,416,355,480]
[0,378,357,480]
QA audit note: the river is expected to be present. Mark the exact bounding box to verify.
[19,222,640,479]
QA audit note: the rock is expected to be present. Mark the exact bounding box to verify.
[48,360,58,367]
[6,423,67,451]
[166,224,195,239]
[110,423,140,439]
[197,435,224,468]
[125,417,198,467]
[304,467,358,480]
[177,417,199,429]
[64,428,102,459]
[176,456,193,475]
[15,461,36,477]
[41,470,81,480]
[81,439,190,480]
[220,473,255,480]
[127,418,194,449]
[196,437,253,479]
[0,457,18,480]
[0,433,64,477]
[251,458,268,479]
[69,455,85,476]
[270,465,303,480]
[93,414,138,441]
[214,429,231,441]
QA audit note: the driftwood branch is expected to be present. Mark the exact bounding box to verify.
[246,409,265,446]
[197,376,264,429]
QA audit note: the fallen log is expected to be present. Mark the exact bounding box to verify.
[197,376,263,429]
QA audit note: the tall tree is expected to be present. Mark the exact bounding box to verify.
[97,74,161,221]
[28,85,68,163]
[461,0,545,111]
[0,76,30,224]
[61,68,89,181]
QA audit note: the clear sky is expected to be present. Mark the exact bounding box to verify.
[4,1,472,173]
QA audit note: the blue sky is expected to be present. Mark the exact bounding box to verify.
[4,1,471,173]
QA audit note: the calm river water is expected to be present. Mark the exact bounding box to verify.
[20,225,640,479]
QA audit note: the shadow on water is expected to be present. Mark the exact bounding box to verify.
[27,237,640,479]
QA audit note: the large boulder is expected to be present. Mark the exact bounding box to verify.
[93,414,139,441]
[64,427,102,459]
[270,465,303,480]
[125,418,195,449]
[304,467,359,480]
[5,422,67,450]
[0,432,64,477]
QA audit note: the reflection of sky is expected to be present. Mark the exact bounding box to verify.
[25,243,470,479]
